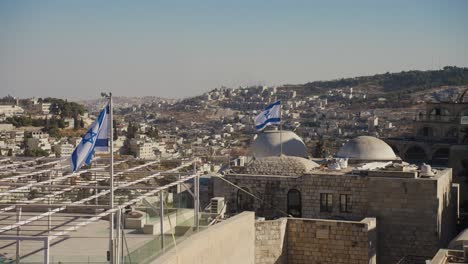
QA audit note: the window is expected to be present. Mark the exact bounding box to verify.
[320,193,333,212]
[340,194,352,213]
[418,127,434,137]
[287,189,302,217]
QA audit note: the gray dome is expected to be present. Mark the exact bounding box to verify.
[245,156,319,176]
[337,136,397,161]
[251,130,308,158]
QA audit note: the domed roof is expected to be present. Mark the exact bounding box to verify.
[245,156,319,176]
[251,130,308,158]
[337,136,397,161]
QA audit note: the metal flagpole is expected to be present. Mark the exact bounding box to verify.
[109,93,115,264]
[279,101,283,156]
[194,161,199,232]
[115,209,121,264]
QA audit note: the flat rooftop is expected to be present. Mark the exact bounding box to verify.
[230,160,451,181]
[0,213,160,263]
[0,155,202,264]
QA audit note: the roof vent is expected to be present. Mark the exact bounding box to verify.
[420,163,434,177]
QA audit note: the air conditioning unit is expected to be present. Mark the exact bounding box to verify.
[210,197,225,217]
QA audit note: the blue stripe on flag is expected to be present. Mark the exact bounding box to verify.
[85,150,94,165]
[96,107,106,125]
[255,117,281,130]
[264,100,281,111]
[95,139,108,147]
[71,148,78,171]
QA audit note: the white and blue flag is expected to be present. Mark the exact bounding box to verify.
[254,100,281,131]
[70,104,109,172]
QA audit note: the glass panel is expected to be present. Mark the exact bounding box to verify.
[347,195,352,212]
[340,194,345,212]
[327,194,333,211]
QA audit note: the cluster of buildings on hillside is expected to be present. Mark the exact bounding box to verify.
[0,97,91,157]
[198,85,410,138]
[112,85,423,167]
[0,125,83,158]
[0,97,54,118]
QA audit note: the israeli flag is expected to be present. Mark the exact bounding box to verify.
[70,104,109,172]
[254,100,281,131]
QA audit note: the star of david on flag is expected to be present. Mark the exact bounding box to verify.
[253,100,281,131]
[70,104,110,172]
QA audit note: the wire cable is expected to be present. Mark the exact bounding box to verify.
[211,174,292,217]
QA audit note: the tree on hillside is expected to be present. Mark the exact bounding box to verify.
[146,126,159,139]
[113,120,118,141]
[127,122,138,139]
[43,98,86,118]
[314,139,325,158]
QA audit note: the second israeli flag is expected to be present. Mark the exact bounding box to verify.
[254,100,281,131]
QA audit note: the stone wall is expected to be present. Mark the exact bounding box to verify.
[367,169,457,264]
[286,218,376,264]
[254,217,377,264]
[255,218,287,264]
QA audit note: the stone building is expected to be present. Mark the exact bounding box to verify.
[214,135,459,264]
[385,89,468,203]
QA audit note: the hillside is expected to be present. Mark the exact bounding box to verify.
[292,66,468,96]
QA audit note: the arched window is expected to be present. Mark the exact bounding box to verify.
[237,187,254,212]
[429,107,450,120]
[405,145,428,165]
[432,148,450,167]
[287,189,302,217]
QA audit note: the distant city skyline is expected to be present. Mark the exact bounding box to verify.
[0,0,467,100]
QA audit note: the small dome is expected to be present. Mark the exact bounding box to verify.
[251,130,308,158]
[337,136,397,161]
[245,156,319,176]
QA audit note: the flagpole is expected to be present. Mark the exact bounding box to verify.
[279,102,283,157]
[109,93,115,264]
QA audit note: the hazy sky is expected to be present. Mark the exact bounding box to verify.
[1,0,467,100]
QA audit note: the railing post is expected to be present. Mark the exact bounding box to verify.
[160,191,164,251]
[16,207,22,264]
[48,208,51,234]
[43,238,50,264]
